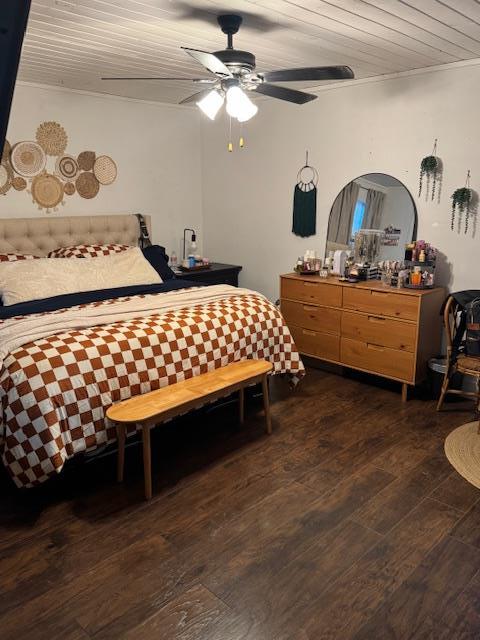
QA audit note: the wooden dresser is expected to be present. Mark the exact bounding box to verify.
[280,273,445,400]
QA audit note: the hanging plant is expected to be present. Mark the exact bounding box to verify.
[451,171,473,234]
[418,139,441,202]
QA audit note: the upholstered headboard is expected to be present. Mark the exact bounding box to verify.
[0,214,151,256]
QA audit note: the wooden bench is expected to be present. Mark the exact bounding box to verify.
[106,359,274,499]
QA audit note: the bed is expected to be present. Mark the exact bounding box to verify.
[0,214,304,489]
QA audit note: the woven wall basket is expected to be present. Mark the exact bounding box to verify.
[77,151,96,171]
[64,182,76,196]
[12,176,27,191]
[93,155,117,185]
[0,163,13,195]
[56,154,79,180]
[76,171,100,199]
[2,139,10,163]
[36,121,68,156]
[31,173,64,209]
[10,141,46,178]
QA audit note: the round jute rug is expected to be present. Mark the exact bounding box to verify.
[445,421,480,489]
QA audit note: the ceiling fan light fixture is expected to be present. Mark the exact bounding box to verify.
[196,89,224,120]
[236,100,258,122]
[226,86,258,122]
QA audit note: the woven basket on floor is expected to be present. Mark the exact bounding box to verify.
[445,421,480,489]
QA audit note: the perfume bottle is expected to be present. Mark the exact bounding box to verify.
[411,266,422,286]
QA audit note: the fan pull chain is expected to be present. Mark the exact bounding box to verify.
[228,116,233,152]
[239,122,244,148]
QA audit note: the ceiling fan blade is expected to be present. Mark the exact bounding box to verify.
[182,47,232,77]
[260,66,354,83]
[179,88,216,105]
[254,83,317,104]
[101,77,215,82]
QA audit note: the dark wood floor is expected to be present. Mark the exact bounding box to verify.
[1,365,480,639]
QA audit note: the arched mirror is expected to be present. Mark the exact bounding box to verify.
[325,173,417,262]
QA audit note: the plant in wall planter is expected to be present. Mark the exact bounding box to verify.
[451,170,477,235]
[418,139,442,202]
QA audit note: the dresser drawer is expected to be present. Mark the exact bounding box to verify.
[341,337,414,382]
[290,325,340,362]
[281,278,342,307]
[343,287,419,321]
[282,300,341,335]
[341,311,417,352]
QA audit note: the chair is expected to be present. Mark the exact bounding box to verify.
[437,295,480,411]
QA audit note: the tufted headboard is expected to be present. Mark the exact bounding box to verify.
[0,214,151,256]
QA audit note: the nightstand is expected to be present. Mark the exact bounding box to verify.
[176,263,242,287]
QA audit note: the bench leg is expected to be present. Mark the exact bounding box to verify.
[239,387,245,424]
[142,424,152,500]
[116,424,126,483]
[262,375,272,435]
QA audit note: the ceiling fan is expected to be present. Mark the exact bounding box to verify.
[102,14,354,122]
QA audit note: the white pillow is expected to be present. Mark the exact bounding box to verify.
[0,247,162,306]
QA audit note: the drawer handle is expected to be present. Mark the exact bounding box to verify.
[303,282,319,288]
[303,329,317,336]
[367,343,385,351]
[368,315,386,323]
[303,305,317,312]
[371,291,387,298]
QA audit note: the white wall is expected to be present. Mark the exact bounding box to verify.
[6,62,480,299]
[1,83,203,258]
[201,62,480,301]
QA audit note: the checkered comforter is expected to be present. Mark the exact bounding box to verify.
[0,286,304,488]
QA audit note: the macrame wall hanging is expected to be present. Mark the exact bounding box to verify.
[292,151,318,238]
[451,170,477,235]
[418,139,442,203]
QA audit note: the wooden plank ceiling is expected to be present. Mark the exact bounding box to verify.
[17,0,480,104]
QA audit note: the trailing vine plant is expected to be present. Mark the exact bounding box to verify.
[451,170,473,234]
[418,139,442,202]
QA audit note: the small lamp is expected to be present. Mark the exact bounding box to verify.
[183,228,197,259]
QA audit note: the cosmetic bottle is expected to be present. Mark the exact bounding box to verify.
[411,266,422,286]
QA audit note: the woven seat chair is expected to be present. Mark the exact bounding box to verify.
[437,295,480,412]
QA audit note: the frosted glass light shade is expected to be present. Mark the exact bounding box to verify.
[236,101,258,122]
[226,86,258,122]
[197,90,224,120]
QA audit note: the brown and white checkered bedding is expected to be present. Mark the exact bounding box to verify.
[0,253,39,262]
[48,243,131,258]
[0,286,304,488]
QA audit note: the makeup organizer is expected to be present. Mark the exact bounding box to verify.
[293,236,438,290]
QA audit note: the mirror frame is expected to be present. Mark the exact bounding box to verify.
[325,173,418,257]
